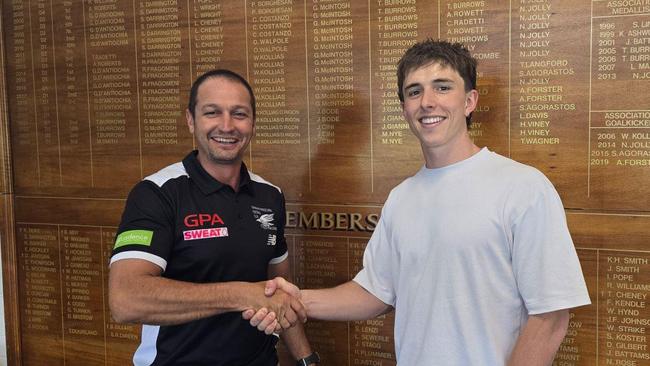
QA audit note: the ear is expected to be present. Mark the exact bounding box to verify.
[464,89,479,116]
[186,109,195,133]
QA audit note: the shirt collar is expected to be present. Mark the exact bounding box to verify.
[182,150,252,195]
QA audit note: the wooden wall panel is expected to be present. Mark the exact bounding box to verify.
[1,1,649,365]
[0,2,20,364]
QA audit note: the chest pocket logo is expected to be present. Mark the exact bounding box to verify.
[257,214,275,229]
[252,206,277,230]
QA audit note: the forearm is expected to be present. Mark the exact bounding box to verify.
[303,281,391,321]
[507,310,570,366]
[110,272,260,325]
[281,323,312,361]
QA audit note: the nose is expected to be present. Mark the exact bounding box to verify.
[420,87,437,110]
[220,114,235,132]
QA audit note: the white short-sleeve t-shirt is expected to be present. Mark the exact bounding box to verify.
[354,148,590,366]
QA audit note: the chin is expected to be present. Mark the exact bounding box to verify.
[208,153,241,165]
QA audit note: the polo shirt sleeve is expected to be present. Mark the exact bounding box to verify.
[269,192,289,265]
[353,203,396,307]
[110,180,175,271]
[510,173,591,315]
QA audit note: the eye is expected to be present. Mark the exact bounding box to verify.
[232,110,250,119]
[204,109,219,117]
[406,88,421,97]
[436,85,451,92]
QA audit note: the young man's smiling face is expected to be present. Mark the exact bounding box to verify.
[401,62,478,163]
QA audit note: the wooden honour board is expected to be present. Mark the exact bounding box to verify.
[1,0,650,365]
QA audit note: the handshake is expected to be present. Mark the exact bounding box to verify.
[243,277,305,334]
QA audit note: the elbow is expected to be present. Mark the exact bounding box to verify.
[110,307,133,324]
[109,288,143,324]
[109,293,134,323]
[108,264,154,324]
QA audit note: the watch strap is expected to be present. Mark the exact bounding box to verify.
[296,351,320,366]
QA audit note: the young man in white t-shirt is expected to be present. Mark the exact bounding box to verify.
[245,39,590,366]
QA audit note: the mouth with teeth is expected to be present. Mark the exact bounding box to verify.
[210,135,240,145]
[419,116,446,126]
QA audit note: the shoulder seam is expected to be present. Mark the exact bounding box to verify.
[248,170,281,193]
[144,162,188,187]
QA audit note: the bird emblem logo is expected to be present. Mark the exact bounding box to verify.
[256,213,275,230]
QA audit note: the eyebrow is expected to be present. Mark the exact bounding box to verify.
[404,78,455,91]
[200,103,219,109]
[431,78,455,84]
[200,103,251,111]
[403,82,420,91]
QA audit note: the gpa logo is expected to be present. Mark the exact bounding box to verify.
[183,213,228,241]
[184,213,225,228]
[251,205,277,230]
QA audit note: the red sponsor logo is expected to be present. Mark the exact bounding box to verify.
[184,213,225,227]
[183,227,229,241]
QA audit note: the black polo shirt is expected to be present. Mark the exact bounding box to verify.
[111,150,287,366]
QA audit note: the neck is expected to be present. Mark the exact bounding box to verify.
[197,154,242,191]
[422,134,481,169]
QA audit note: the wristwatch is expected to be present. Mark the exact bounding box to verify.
[296,352,320,366]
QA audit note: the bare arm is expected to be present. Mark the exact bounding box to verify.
[507,309,570,366]
[268,261,314,361]
[244,278,392,330]
[108,258,304,326]
[302,281,392,321]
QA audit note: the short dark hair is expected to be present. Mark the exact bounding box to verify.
[397,39,477,126]
[187,69,256,119]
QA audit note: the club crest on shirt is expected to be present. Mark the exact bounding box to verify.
[251,205,277,230]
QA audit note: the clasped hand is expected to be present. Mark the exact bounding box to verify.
[243,277,303,334]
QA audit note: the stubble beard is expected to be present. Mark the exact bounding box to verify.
[206,145,242,165]
[206,136,249,166]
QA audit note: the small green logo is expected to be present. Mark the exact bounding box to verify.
[114,230,153,249]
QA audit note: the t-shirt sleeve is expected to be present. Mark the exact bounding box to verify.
[110,180,175,271]
[353,204,397,307]
[510,173,591,314]
[269,192,289,265]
